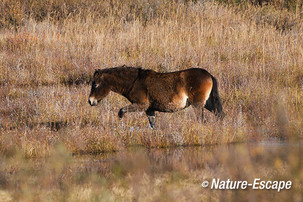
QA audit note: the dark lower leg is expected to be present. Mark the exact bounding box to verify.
[193,103,205,123]
[202,108,206,123]
[146,109,156,129]
[118,104,148,118]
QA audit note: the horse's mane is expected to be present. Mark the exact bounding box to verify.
[95,65,140,74]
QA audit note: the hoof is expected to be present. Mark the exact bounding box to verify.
[149,124,156,130]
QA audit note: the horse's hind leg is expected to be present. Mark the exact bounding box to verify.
[145,109,156,129]
[191,81,213,123]
[192,103,207,123]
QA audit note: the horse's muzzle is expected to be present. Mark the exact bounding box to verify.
[88,97,98,106]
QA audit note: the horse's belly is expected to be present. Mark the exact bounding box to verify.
[152,92,190,112]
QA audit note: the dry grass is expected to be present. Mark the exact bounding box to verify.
[0,142,302,201]
[0,0,303,200]
[1,0,302,156]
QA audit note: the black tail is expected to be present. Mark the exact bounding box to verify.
[205,75,224,118]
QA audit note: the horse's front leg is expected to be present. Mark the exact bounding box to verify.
[118,103,149,118]
[145,109,156,129]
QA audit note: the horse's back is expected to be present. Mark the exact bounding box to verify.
[182,68,212,84]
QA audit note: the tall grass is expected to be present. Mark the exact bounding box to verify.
[0,0,303,156]
[0,143,302,201]
[0,0,303,201]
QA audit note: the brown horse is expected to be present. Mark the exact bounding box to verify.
[88,65,224,128]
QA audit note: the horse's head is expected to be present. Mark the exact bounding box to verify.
[88,70,110,106]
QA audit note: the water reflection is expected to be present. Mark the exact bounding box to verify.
[73,140,303,177]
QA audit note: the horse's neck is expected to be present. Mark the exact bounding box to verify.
[105,69,139,95]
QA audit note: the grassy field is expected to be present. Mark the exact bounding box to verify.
[0,0,303,200]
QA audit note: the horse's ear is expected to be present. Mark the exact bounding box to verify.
[88,77,92,85]
[93,69,101,77]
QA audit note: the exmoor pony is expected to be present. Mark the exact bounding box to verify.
[88,65,224,128]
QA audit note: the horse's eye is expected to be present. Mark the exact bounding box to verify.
[92,82,97,88]
[93,83,99,88]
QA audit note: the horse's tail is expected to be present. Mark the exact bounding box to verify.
[206,75,224,119]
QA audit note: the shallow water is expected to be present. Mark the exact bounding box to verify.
[72,140,303,176]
